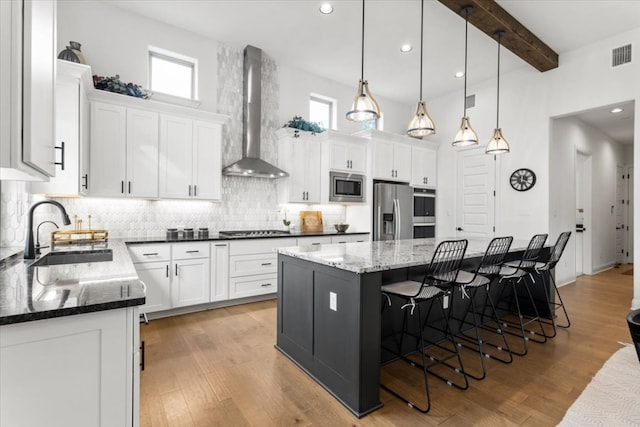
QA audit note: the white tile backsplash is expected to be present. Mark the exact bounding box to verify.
[0,44,347,248]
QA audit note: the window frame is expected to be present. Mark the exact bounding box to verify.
[148,46,198,100]
[309,93,337,130]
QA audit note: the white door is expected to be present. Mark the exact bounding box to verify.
[305,140,322,203]
[192,120,222,200]
[126,108,159,198]
[616,165,625,264]
[210,242,229,302]
[456,147,495,238]
[626,166,634,263]
[173,259,210,307]
[135,261,171,314]
[159,115,192,199]
[90,102,126,197]
[372,140,395,180]
[394,142,413,182]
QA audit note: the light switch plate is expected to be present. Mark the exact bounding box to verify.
[329,292,337,311]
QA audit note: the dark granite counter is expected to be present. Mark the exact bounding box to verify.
[0,239,144,325]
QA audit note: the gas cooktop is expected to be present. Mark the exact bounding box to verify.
[218,230,291,238]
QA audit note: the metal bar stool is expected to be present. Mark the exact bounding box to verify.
[493,233,549,356]
[511,231,572,338]
[451,236,514,380]
[380,239,469,413]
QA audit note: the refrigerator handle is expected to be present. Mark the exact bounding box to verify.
[396,199,401,240]
[376,204,382,240]
[393,199,400,240]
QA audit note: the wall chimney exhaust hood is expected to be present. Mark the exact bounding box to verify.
[222,46,288,178]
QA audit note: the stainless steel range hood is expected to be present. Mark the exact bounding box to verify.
[222,46,288,178]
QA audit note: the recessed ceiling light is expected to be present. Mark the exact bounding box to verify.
[400,44,412,53]
[610,107,624,113]
[454,71,465,78]
[319,3,333,14]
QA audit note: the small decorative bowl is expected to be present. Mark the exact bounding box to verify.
[334,224,349,233]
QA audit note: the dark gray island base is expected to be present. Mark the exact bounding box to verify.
[275,238,552,417]
[276,253,383,417]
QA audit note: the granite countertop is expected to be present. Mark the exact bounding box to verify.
[0,239,144,325]
[277,237,533,274]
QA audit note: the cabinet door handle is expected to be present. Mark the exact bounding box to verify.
[175,264,178,276]
[121,180,125,194]
[193,185,197,197]
[166,265,169,277]
[128,181,131,194]
[143,252,159,256]
[82,174,88,189]
[261,262,272,266]
[215,243,227,247]
[140,340,145,371]
[54,141,65,170]
[186,250,200,253]
[311,243,321,246]
[261,283,272,287]
[188,185,192,197]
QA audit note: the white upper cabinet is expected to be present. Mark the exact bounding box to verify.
[326,133,367,174]
[159,116,222,200]
[372,139,412,182]
[32,61,92,196]
[411,144,437,188]
[276,128,323,203]
[1,0,57,180]
[89,101,159,198]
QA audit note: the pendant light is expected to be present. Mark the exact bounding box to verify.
[407,0,435,138]
[452,6,478,147]
[346,0,380,122]
[486,31,510,154]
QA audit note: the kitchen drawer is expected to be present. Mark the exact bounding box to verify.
[330,234,369,244]
[229,253,277,277]
[229,237,297,256]
[128,244,171,263]
[172,242,210,259]
[229,273,277,299]
[296,236,332,246]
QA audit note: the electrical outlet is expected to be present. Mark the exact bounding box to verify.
[329,292,337,311]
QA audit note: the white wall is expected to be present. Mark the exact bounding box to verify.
[57,1,218,112]
[279,64,413,135]
[550,117,624,284]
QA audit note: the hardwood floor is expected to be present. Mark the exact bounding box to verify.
[140,265,635,426]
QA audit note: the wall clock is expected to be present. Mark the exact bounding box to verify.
[510,168,536,191]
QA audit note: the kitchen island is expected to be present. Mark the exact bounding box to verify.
[276,238,539,417]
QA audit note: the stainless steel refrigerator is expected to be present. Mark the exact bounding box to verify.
[373,182,413,241]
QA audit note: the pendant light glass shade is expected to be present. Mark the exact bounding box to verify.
[346,0,380,122]
[453,116,479,147]
[486,31,510,154]
[486,128,510,154]
[407,0,435,138]
[408,101,435,137]
[452,7,478,147]
[346,79,380,122]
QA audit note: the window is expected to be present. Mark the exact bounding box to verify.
[149,46,197,100]
[309,94,337,130]
[362,113,384,131]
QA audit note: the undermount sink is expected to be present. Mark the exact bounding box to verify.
[30,249,113,267]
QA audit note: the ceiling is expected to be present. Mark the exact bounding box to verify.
[105,0,638,143]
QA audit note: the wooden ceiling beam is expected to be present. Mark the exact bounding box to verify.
[437,0,559,72]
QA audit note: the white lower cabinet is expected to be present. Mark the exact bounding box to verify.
[229,237,296,299]
[129,242,210,313]
[296,236,332,246]
[211,242,229,302]
[0,307,140,427]
[330,233,370,244]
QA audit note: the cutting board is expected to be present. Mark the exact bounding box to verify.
[300,211,323,232]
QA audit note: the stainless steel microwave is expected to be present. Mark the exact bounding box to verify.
[329,171,365,203]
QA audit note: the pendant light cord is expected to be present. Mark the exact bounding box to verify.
[496,31,502,129]
[419,0,424,100]
[360,0,365,81]
[463,8,469,117]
